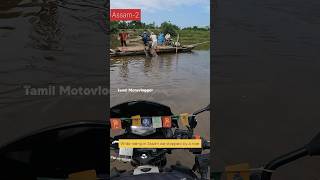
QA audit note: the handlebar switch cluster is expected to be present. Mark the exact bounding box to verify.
[173,129,193,139]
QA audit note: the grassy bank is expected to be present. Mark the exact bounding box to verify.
[111,29,210,50]
[176,30,210,50]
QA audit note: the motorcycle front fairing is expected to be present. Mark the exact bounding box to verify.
[110,100,174,118]
[110,100,178,138]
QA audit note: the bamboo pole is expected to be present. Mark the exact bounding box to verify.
[176,33,180,54]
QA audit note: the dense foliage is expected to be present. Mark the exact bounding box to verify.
[182,26,210,31]
[110,21,156,33]
[110,20,210,39]
[160,21,179,37]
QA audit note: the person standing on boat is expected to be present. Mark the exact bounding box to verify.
[158,32,165,46]
[141,30,149,46]
[150,32,158,56]
[119,30,129,47]
[165,33,171,45]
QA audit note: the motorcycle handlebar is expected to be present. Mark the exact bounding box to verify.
[260,147,308,180]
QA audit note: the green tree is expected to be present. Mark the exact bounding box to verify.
[160,21,179,37]
[110,21,119,34]
[146,22,156,29]
[127,21,144,29]
[118,21,128,29]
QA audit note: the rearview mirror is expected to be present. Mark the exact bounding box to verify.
[193,104,210,116]
[204,104,210,111]
[189,104,210,129]
[305,132,320,156]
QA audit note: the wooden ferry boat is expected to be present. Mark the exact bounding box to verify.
[110,45,196,57]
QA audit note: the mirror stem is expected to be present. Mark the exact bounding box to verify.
[193,105,210,116]
[261,147,308,180]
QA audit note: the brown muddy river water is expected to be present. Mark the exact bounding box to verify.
[110,51,210,169]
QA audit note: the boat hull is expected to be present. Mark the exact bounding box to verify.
[110,46,195,57]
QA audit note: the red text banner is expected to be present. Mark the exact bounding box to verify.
[110,9,141,21]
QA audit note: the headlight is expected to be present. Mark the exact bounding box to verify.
[130,126,156,136]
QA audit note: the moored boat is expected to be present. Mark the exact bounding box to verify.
[110,45,196,57]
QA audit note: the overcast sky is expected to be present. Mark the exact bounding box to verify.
[110,0,210,28]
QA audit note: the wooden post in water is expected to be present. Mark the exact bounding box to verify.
[176,33,180,54]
